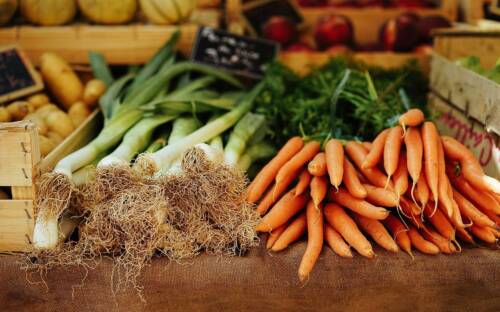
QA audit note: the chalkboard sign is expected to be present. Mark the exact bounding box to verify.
[0,45,43,103]
[191,27,279,79]
[242,0,304,36]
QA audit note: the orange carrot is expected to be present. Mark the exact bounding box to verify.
[324,223,353,258]
[362,129,389,169]
[414,172,430,208]
[393,151,409,198]
[383,126,404,185]
[400,196,421,216]
[324,203,374,258]
[275,141,321,188]
[294,169,312,197]
[298,201,323,282]
[447,165,500,215]
[442,136,500,195]
[248,136,304,203]
[437,140,454,217]
[256,169,301,215]
[399,108,425,128]
[421,122,440,209]
[325,139,344,189]
[345,141,394,189]
[449,197,467,229]
[405,127,423,198]
[271,212,307,251]
[421,228,455,254]
[382,214,413,257]
[310,175,328,208]
[470,225,497,244]
[308,152,327,176]
[480,208,500,227]
[362,141,373,151]
[423,203,455,240]
[256,189,309,232]
[266,223,287,249]
[408,226,440,254]
[329,188,390,220]
[363,184,399,207]
[453,189,496,228]
[343,157,367,199]
[456,227,474,244]
[353,213,399,252]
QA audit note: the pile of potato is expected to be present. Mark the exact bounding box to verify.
[0,52,106,157]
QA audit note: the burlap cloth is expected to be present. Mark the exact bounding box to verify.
[1,242,499,312]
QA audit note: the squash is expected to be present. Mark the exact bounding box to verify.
[139,0,195,25]
[20,0,76,26]
[78,0,137,25]
[0,0,17,26]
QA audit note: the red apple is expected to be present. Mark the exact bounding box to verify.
[417,15,451,43]
[298,0,327,6]
[414,44,433,54]
[262,16,298,46]
[379,13,419,51]
[326,44,351,55]
[287,42,315,52]
[315,15,354,50]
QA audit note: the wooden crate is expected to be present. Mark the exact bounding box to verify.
[0,111,101,252]
[457,0,484,23]
[433,27,500,68]
[430,52,500,135]
[279,51,430,76]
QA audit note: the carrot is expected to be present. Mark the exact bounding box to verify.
[421,122,440,210]
[310,175,328,208]
[345,141,394,189]
[266,223,287,249]
[479,208,500,227]
[404,127,423,199]
[423,203,455,240]
[363,184,398,207]
[408,226,440,254]
[298,201,323,282]
[400,196,421,216]
[456,227,474,244]
[470,225,497,244]
[383,126,404,186]
[447,165,500,215]
[453,190,496,228]
[399,108,425,129]
[343,158,367,199]
[421,228,455,254]
[414,172,430,209]
[256,169,301,215]
[437,140,453,217]
[294,169,312,197]
[248,136,304,203]
[353,213,399,252]
[324,223,353,258]
[276,141,321,189]
[271,212,307,252]
[308,152,327,176]
[362,129,389,169]
[325,139,344,189]
[449,197,467,229]
[393,151,409,198]
[382,214,413,257]
[442,136,500,195]
[362,141,372,151]
[329,188,390,220]
[324,203,374,258]
[256,189,309,232]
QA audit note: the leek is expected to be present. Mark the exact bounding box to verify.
[88,51,114,86]
[224,112,266,165]
[168,117,201,144]
[237,142,276,171]
[145,127,171,153]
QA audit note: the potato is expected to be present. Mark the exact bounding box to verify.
[6,101,34,120]
[83,79,106,107]
[45,110,75,138]
[68,101,91,127]
[27,93,50,109]
[23,113,49,135]
[35,103,59,119]
[40,52,84,110]
[46,131,65,146]
[39,135,56,157]
[0,106,12,122]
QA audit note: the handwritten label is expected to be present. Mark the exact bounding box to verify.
[191,27,279,79]
[242,0,303,36]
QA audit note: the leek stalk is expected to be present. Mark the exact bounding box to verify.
[223,113,266,165]
[237,142,276,171]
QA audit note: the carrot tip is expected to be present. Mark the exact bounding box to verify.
[384,175,392,190]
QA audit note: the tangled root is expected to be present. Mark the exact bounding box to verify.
[35,172,74,218]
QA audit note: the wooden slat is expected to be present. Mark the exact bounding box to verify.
[0,200,34,252]
[11,186,34,200]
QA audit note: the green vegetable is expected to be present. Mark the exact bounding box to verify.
[168,117,201,144]
[145,127,171,153]
[88,51,114,86]
[237,142,276,171]
[224,112,266,165]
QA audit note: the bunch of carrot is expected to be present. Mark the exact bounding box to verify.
[247,108,500,281]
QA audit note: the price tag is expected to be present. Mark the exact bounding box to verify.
[0,45,43,103]
[242,0,304,36]
[191,26,279,79]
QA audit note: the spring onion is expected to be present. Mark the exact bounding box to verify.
[237,142,276,171]
[223,112,266,165]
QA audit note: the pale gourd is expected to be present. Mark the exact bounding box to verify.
[0,0,17,26]
[20,0,76,26]
[78,0,137,25]
[139,0,196,25]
